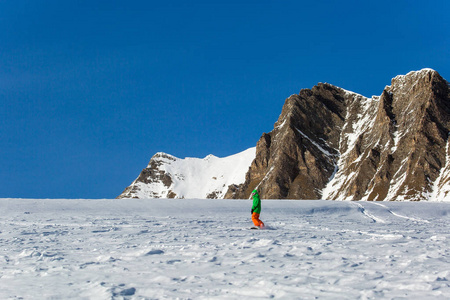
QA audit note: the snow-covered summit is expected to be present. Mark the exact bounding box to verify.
[118,147,256,199]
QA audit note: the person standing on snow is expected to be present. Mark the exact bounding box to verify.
[251,189,265,228]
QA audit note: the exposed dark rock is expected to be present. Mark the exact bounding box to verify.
[117,153,175,199]
[226,69,450,201]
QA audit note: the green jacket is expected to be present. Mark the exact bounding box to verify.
[251,190,261,214]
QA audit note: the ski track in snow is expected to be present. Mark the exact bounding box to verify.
[1,199,450,299]
[353,202,386,224]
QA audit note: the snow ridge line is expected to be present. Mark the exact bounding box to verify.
[370,202,430,223]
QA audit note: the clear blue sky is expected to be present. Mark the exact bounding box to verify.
[1,0,449,199]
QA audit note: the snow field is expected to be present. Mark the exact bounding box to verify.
[1,199,449,299]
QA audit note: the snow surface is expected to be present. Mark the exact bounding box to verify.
[126,147,255,199]
[1,198,450,299]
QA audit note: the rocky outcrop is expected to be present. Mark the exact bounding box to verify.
[227,69,450,201]
[118,153,176,199]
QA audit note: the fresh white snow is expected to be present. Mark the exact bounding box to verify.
[1,198,450,299]
[126,147,256,199]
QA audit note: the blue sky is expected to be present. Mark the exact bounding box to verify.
[1,0,449,198]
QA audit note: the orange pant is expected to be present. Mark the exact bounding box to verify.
[252,212,265,228]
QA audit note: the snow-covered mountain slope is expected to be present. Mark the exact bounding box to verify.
[118,147,255,199]
[1,198,450,299]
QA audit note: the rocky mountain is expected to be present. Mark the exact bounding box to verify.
[228,68,450,201]
[117,148,255,199]
[119,68,450,201]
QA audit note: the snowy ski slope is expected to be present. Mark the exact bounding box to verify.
[1,199,449,299]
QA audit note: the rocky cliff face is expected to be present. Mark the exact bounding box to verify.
[227,69,450,201]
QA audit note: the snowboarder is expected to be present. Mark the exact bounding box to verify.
[251,189,265,228]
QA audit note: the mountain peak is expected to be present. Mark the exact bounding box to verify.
[228,68,450,201]
[390,68,441,89]
[118,148,256,199]
[393,68,437,79]
[152,152,177,160]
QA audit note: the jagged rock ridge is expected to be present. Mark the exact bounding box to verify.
[229,69,450,201]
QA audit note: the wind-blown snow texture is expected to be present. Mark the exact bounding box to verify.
[1,199,449,299]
